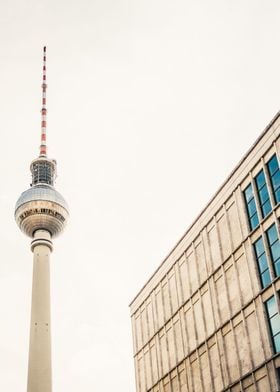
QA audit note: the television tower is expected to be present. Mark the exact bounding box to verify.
[15,47,69,392]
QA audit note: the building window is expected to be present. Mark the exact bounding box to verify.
[244,156,280,230]
[253,237,271,288]
[244,184,259,230]
[253,223,280,288]
[255,169,272,218]
[267,154,280,204]
[265,296,280,353]
[266,224,280,277]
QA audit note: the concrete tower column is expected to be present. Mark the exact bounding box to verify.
[27,230,53,392]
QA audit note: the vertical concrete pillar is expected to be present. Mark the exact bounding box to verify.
[27,230,53,392]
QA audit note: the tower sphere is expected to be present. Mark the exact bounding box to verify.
[15,183,69,238]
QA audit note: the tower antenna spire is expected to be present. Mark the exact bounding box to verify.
[40,46,47,157]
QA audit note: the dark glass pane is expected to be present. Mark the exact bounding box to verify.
[274,259,280,277]
[258,253,268,272]
[250,214,259,229]
[267,296,277,317]
[261,269,271,288]
[272,171,280,191]
[271,242,280,262]
[267,225,278,245]
[275,188,280,204]
[268,155,279,176]
[248,199,257,216]
[274,333,280,353]
[262,199,272,217]
[256,171,266,189]
[244,184,253,202]
[270,314,280,336]
[259,186,269,203]
[255,238,265,257]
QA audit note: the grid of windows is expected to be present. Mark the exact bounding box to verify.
[244,184,259,230]
[255,170,272,218]
[244,154,280,231]
[265,296,280,353]
[31,162,54,186]
[253,237,271,288]
[267,154,280,204]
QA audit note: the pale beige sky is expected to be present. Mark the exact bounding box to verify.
[0,0,280,391]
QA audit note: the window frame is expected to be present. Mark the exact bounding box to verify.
[254,169,272,218]
[253,236,271,288]
[267,154,280,205]
[244,183,259,230]
[265,295,280,354]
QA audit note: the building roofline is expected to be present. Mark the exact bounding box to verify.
[129,110,280,308]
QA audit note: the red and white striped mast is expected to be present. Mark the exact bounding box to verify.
[30,46,56,187]
[40,46,47,157]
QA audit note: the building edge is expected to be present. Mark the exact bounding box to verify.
[129,110,280,310]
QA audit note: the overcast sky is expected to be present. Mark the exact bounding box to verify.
[0,0,280,391]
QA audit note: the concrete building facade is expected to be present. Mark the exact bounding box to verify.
[130,112,280,392]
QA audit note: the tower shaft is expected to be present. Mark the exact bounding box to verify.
[27,230,53,392]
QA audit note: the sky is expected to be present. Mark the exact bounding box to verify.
[0,0,280,391]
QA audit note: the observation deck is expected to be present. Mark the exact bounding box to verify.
[15,158,69,238]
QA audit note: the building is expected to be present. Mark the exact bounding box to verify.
[14,47,69,392]
[130,112,280,392]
